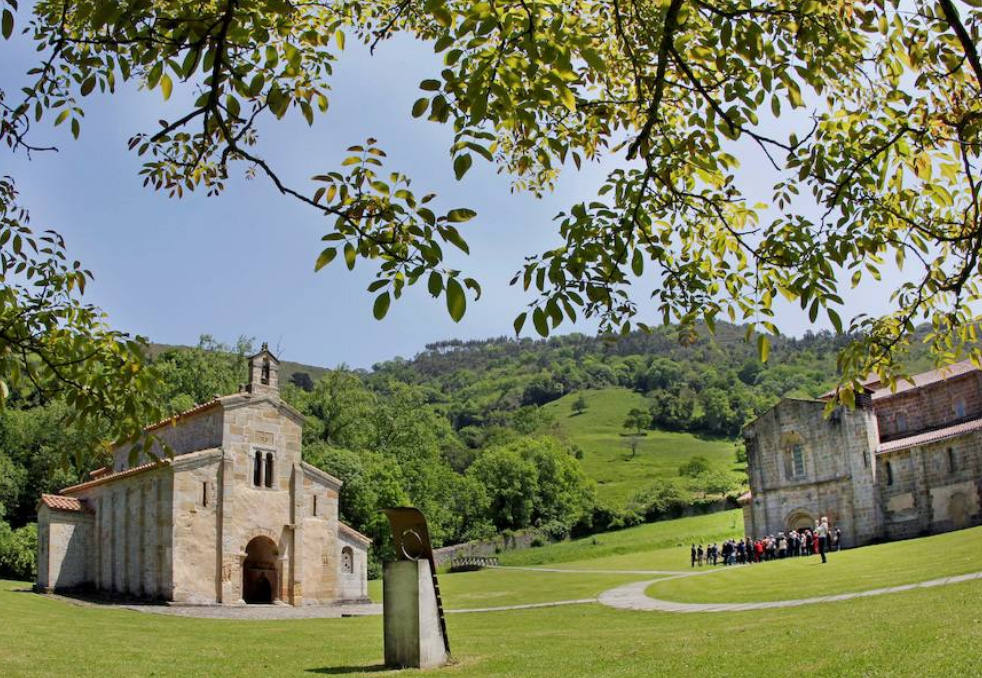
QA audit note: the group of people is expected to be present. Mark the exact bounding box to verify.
[691,517,841,567]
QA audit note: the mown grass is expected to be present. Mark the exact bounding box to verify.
[367,569,648,609]
[498,509,744,569]
[2,574,979,677]
[646,525,982,603]
[541,388,741,506]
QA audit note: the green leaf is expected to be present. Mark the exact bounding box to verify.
[335,29,345,50]
[344,243,357,270]
[558,86,576,112]
[373,292,390,319]
[411,97,429,118]
[1,10,13,40]
[446,277,466,322]
[314,247,336,271]
[453,153,473,180]
[532,308,549,337]
[160,73,173,101]
[631,249,643,276]
[80,77,96,97]
[427,271,443,297]
[757,334,770,363]
[420,79,442,91]
[513,312,527,336]
[446,208,476,223]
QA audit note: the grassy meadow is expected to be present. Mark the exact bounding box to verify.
[4,511,980,677]
[541,388,742,506]
[498,508,744,569]
[647,524,982,603]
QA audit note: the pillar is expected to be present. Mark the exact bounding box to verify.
[383,559,449,669]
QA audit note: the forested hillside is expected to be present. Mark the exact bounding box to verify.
[0,324,936,578]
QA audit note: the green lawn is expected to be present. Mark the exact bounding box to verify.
[542,388,742,506]
[368,568,648,609]
[499,509,744,569]
[647,525,982,603]
[4,514,981,676]
[2,575,980,676]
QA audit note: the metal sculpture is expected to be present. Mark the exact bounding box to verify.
[382,507,450,655]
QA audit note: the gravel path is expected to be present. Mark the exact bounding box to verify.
[597,570,982,613]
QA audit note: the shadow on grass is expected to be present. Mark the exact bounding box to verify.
[306,665,389,674]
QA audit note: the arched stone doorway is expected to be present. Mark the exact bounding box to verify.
[785,509,815,532]
[243,536,278,604]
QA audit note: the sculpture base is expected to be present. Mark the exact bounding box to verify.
[383,560,448,669]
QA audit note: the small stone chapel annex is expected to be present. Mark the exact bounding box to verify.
[35,344,370,606]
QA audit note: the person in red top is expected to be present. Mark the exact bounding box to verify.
[754,539,764,563]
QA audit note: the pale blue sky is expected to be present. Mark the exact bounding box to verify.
[1,26,897,369]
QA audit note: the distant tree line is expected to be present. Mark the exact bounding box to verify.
[0,324,936,580]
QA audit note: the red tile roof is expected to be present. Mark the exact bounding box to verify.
[878,417,982,454]
[60,459,172,495]
[39,493,93,514]
[338,521,372,545]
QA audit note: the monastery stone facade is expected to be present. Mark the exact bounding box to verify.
[36,345,370,606]
[741,361,982,546]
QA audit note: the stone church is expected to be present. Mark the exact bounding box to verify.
[35,345,370,606]
[741,360,982,547]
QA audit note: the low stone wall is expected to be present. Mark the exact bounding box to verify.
[432,529,543,568]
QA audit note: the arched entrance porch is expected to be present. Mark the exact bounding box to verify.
[785,508,815,532]
[242,536,279,604]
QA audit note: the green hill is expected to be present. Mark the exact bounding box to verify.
[542,388,740,506]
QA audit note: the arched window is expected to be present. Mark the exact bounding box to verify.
[791,444,805,477]
[341,546,354,574]
[261,359,270,385]
[313,495,318,517]
[264,452,274,488]
[948,447,957,474]
[885,461,893,486]
[253,451,262,487]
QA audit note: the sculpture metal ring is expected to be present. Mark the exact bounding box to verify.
[400,528,424,561]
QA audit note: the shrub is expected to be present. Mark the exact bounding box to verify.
[541,520,570,542]
[678,455,711,478]
[629,479,692,521]
[0,521,37,581]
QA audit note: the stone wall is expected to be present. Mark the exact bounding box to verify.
[878,430,982,539]
[36,506,93,591]
[300,468,341,605]
[70,467,175,599]
[875,372,982,440]
[432,528,544,568]
[171,450,222,604]
[113,407,224,471]
[336,531,369,602]
[744,398,880,546]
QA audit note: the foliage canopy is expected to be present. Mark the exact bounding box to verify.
[2,0,980,396]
